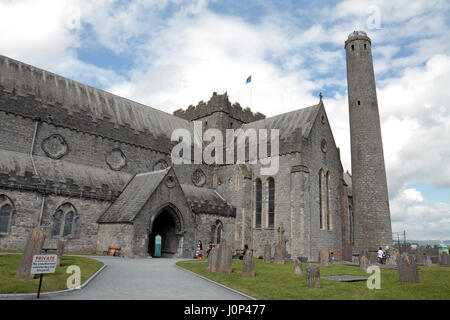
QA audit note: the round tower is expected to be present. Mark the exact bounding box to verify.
[345,31,392,251]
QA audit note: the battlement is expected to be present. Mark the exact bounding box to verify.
[173,92,265,123]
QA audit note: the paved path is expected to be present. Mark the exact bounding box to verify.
[1,256,250,300]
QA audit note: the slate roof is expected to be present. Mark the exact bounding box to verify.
[0,55,195,143]
[0,149,131,195]
[97,168,170,223]
[180,184,236,217]
[241,103,321,139]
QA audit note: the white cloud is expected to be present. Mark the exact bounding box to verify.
[390,187,450,239]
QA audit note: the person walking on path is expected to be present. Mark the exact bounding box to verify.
[197,240,203,260]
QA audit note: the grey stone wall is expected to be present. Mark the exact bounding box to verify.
[345,33,392,251]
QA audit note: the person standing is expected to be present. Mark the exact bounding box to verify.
[197,240,203,260]
[377,247,384,264]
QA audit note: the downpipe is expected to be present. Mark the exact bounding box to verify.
[30,120,45,226]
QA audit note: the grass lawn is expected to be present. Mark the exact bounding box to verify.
[0,254,104,294]
[0,249,107,256]
[177,258,450,300]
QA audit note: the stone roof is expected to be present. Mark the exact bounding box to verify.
[0,149,131,200]
[180,184,235,217]
[0,55,195,153]
[241,103,320,139]
[98,168,236,223]
[223,103,321,156]
[98,168,170,223]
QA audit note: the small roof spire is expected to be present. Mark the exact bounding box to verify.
[319,92,323,102]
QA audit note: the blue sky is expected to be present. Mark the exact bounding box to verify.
[0,0,449,240]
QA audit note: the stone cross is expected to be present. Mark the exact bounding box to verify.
[319,92,323,101]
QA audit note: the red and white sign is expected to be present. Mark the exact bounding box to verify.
[30,254,57,274]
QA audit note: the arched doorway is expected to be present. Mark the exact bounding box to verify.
[148,205,183,258]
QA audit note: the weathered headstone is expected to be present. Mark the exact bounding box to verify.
[242,250,255,277]
[386,248,399,265]
[431,256,439,264]
[273,244,286,264]
[216,242,232,274]
[319,249,329,267]
[343,244,353,262]
[306,264,320,288]
[56,239,65,267]
[360,249,369,260]
[424,255,432,267]
[263,244,271,263]
[206,247,218,272]
[368,251,378,264]
[398,253,419,283]
[294,258,303,276]
[440,252,449,266]
[359,256,369,272]
[15,226,46,279]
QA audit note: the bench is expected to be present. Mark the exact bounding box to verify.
[106,246,121,257]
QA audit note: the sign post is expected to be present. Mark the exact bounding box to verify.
[30,254,57,298]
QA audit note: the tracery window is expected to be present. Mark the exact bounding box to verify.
[52,203,77,237]
[0,195,14,233]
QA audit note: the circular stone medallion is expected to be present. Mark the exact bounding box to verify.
[106,149,126,171]
[42,134,69,159]
[192,169,206,187]
[165,175,176,188]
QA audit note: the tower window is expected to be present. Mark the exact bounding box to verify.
[364,44,367,49]
[357,100,361,106]
[351,45,354,51]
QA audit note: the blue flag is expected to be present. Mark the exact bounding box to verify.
[246,75,251,84]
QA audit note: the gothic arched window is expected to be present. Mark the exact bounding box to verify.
[268,177,275,228]
[319,169,325,229]
[0,195,14,233]
[327,171,332,230]
[52,203,77,238]
[211,220,223,244]
[255,178,262,228]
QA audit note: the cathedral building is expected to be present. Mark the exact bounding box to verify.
[0,31,392,260]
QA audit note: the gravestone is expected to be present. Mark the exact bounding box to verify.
[440,252,449,266]
[343,244,353,262]
[294,258,303,276]
[398,253,419,283]
[319,249,329,267]
[431,256,439,264]
[242,250,255,277]
[360,249,369,260]
[216,242,232,274]
[16,226,46,279]
[306,264,320,288]
[56,239,65,267]
[206,247,218,272]
[368,251,378,264]
[263,244,271,263]
[359,256,369,272]
[386,248,399,265]
[416,254,425,265]
[424,255,432,267]
[273,244,286,264]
